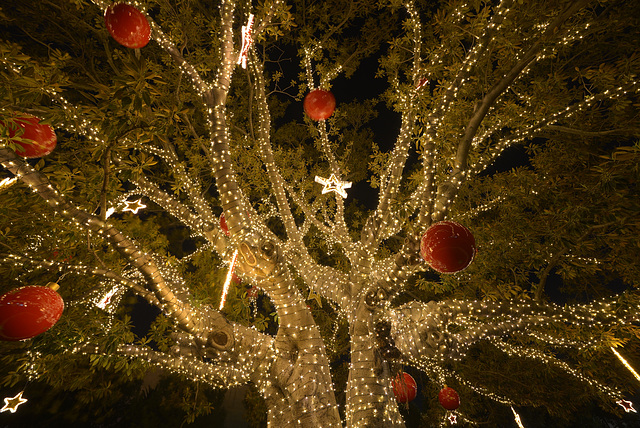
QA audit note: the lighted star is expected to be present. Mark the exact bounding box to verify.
[447,413,457,424]
[617,399,636,413]
[314,174,352,199]
[123,198,146,214]
[1,391,27,413]
[237,14,254,69]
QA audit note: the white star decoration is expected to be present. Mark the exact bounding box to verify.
[123,198,146,214]
[1,391,27,413]
[447,413,457,424]
[315,174,352,199]
[617,399,636,413]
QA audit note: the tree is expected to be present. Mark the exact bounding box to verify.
[1,0,640,426]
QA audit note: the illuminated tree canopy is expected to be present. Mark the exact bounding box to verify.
[1,0,639,426]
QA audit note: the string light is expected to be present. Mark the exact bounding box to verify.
[0,0,637,426]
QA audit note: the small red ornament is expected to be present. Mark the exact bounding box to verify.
[438,386,460,410]
[104,3,151,49]
[420,221,476,273]
[393,372,417,403]
[219,212,230,236]
[0,284,64,341]
[303,89,336,121]
[2,116,57,158]
[232,273,241,285]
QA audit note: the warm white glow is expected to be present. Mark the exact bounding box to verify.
[123,198,146,214]
[617,399,636,413]
[0,176,17,191]
[511,406,525,428]
[315,174,352,198]
[1,391,27,413]
[611,347,640,383]
[219,249,238,310]
[96,287,119,310]
[237,14,254,69]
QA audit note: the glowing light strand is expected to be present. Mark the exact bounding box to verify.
[219,249,239,310]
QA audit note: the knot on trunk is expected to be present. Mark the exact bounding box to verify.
[235,238,279,279]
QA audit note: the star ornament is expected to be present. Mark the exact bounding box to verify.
[1,391,27,413]
[315,174,352,199]
[617,399,636,413]
[123,198,146,214]
[447,413,458,424]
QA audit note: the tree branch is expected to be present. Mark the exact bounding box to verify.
[0,148,201,334]
[431,0,591,221]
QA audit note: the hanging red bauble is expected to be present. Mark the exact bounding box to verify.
[219,212,230,236]
[303,89,336,121]
[2,116,57,158]
[420,221,476,273]
[438,386,460,410]
[0,284,64,341]
[104,3,151,49]
[393,372,417,403]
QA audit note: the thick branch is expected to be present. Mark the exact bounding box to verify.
[432,0,591,221]
[0,148,200,334]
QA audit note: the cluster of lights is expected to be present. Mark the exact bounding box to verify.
[1,0,638,426]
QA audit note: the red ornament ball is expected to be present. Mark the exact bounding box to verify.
[2,116,57,158]
[0,284,64,341]
[393,372,417,403]
[438,386,460,410]
[104,3,151,49]
[219,212,230,236]
[303,89,336,121]
[420,221,476,273]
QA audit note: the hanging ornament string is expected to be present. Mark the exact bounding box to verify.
[219,249,239,310]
